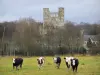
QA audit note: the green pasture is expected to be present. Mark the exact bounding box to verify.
[0,55,100,75]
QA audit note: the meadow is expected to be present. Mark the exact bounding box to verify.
[0,55,100,75]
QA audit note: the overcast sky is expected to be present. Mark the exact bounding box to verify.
[0,0,100,23]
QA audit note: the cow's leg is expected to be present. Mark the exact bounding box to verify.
[13,65,15,69]
[16,66,17,70]
[56,64,58,68]
[75,65,78,72]
[56,63,59,69]
[68,64,70,69]
[38,64,41,70]
[55,64,57,68]
[40,64,42,69]
[73,66,75,71]
[66,62,69,69]
[20,61,23,69]
[13,63,15,69]
[20,64,22,69]
[59,63,61,69]
[58,63,60,69]
[72,66,75,72]
[16,65,19,70]
[72,66,74,71]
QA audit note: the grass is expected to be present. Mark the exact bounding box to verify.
[0,55,100,75]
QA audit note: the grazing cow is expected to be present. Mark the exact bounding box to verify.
[37,57,45,69]
[53,56,61,69]
[71,58,79,72]
[13,58,23,70]
[64,57,74,69]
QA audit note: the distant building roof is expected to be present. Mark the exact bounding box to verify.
[84,35,97,41]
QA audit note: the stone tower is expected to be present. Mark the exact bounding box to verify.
[58,7,64,26]
[43,8,50,25]
[43,7,64,34]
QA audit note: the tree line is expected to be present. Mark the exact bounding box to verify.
[0,18,100,56]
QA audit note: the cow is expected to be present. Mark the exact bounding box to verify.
[64,57,74,69]
[37,56,45,69]
[53,56,61,69]
[71,58,79,72]
[13,58,23,70]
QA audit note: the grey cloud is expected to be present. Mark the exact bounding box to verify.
[0,0,100,23]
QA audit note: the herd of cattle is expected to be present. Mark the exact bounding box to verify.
[12,56,79,72]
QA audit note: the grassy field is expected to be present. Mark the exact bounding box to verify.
[0,55,100,75]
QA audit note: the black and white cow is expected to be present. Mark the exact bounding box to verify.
[37,57,45,69]
[71,58,79,72]
[13,58,23,70]
[64,57,74,69]
[53,56,61,69]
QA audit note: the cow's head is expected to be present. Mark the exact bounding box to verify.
[53,57,57,63]
[37,58,43,65]
[13,58,15,63]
